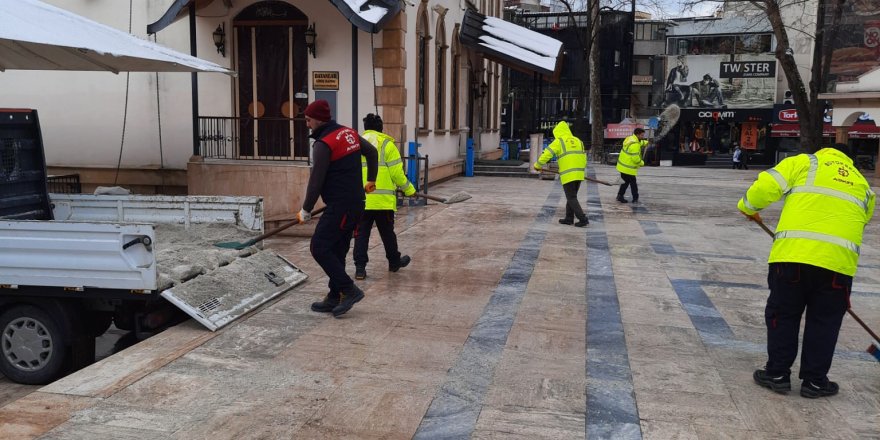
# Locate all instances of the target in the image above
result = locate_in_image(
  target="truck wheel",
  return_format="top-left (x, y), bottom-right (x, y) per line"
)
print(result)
top-left (0, 305), bottom-right (68, 384)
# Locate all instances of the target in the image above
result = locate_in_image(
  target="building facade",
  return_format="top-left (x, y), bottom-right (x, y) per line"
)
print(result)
top-left (1, 0), bottom-right (535, 218)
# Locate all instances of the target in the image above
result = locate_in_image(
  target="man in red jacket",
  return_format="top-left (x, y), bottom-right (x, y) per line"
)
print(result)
top-left (297, 100), bottom-right (378, 317)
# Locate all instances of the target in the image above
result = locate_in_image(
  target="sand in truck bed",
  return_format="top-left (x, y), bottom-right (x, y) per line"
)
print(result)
top-left (153, 223), bottom-right (261, 292)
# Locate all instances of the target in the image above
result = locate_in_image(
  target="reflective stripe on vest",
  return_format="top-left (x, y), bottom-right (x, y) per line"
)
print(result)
top-left (618, 162), bottom-right (638, 170)
top-left (620, 146), bottom-right (640, 156)
top-left (378, 139), bottom-right (390, 166)
top-left (560, 167), bottom-right (585, 175)
top-left (775, 230), bottom-right (860, 255)
top-left (370, 189), bottom-right (396, 195)
top-left (741, 193), bottom-right (759, 212)
top-left (805, 154), bottom-right (818, 186)
top-left (766, 168), bottom-right (789, 193)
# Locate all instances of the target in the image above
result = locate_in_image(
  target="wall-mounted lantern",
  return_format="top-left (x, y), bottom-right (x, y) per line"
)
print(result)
top-left (212, 23), bottom-right (226, 57)
top-left (304, 23), bottom-right (317, 58)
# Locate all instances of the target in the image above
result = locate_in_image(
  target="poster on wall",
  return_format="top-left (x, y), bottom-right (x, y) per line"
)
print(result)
top-left (657, 54), bottom-right (777, 109)
top-left (825, 1), bottom-right (880, 87)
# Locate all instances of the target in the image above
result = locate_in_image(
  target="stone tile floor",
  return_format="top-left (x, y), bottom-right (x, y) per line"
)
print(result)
top-left (0, 165), bottom-right (877, 439)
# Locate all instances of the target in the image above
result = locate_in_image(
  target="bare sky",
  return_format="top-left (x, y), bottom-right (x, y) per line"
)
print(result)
top-left (544, 0), bottom-right (723, 19)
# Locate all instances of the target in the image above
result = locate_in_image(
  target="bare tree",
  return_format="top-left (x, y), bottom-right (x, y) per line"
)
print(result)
top-left (682, 0), bottom-right (845, 152)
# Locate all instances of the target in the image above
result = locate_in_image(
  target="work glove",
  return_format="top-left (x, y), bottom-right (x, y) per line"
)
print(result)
top-left (403, 185), bottom-right (416, 197)
top-left (741, 211), bottom-right (762, 223)
top-left (365, 181), bottom-right (376, 193)
top-left (533, 163), bottom-right (542, 171)
top-left (297, 209), bottom-right (311, 224)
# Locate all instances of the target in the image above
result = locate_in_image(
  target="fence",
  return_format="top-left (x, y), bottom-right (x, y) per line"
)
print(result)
top-left (198, 116), bottom-right (310, 162)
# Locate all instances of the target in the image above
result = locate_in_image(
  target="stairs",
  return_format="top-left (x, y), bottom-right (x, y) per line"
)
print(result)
top-left (704, 153), bottom-right (734, 169)
top-left (473, 162), bottom-right (538, 178)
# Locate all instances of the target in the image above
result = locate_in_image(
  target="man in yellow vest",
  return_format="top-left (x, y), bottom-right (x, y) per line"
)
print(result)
top-left (533, 121), bottom-right (588, 227)
top-left (739, 143), bottom-right (875, 398)
top-left (616, 128), bottom-right (649, 203)
top-left (353, 114), bottom-right (416, 280)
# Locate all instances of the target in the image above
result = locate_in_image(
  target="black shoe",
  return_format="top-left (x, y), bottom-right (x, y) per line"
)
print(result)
top-left (355, 265), bottom-right (367, 280)
top-left (332, 286), bottom-right (365, 317)
top-left (617, 197), bottom-right (629, 203)
top-left (631, 198), bottom-right (639, 203)
top-left (753, 369), bottom-right (791, 393)
top-left (389, 255), bottom-right (411, 272)
top-left (311, 291), bottom-right (340, 313)
top-left (558, 218), bottom-right (574, 225)
top-left (800, 379), bottom-right (839, 398)
top-left (574, 219), bottom-right (589, 227)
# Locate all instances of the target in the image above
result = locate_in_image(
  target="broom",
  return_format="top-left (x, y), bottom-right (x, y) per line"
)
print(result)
top-left (751, 215), bottom-right (880, 361)
top-left (539, 168), bottom-right (614, 186)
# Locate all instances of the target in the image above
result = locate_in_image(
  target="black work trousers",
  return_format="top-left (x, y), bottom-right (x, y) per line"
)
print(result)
top-left (617, 173), bottom-right (639, 200)
top-left (310, 203), bottom-right (363, 294)
top-left (353, 209), bottom-right (401, 268)
top-left (764, 262), bottom-right (851, 382)
top-left (562, 180), bottom-right (587, 222)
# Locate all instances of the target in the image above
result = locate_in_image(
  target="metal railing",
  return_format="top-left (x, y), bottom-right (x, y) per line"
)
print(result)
top-left (198, 116), bottom-right (310, 162)
top-left (47, 174), bottom-right (81, 193)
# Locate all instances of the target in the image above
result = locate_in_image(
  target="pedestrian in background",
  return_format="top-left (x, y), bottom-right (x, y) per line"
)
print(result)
top-left (732, 144), bottom-right (743, 169)
top-left (617, 128), bottom-right (648, 203)
top-left (353, 113), bottom-right (416, 280)
top-left (739, 143), bottom-right (874, 398)
top-left (298, 100), bottom-right (378, 318)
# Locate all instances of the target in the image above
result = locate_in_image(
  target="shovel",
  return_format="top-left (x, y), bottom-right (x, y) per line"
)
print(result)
top-left (402, 191), bottom-right (472, 204)
top-left (214, 206), bottom-right (326, 250)
top-left (540, 168), bottom-right (614, 186)
top-left (752, 216), bottom-right (880, 361)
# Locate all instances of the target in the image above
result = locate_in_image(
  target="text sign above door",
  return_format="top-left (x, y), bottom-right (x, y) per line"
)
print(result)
top-left (313, 71), bottom-right (339, 90)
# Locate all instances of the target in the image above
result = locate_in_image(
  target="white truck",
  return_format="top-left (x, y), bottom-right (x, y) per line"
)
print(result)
top-left (0, 109), bottom-right (307, 384)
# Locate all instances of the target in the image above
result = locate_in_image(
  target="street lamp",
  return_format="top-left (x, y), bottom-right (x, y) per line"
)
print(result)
top-left (212, 23), bottom-right (225, 57)
top-left (305, 24), bottom-right (317, 58)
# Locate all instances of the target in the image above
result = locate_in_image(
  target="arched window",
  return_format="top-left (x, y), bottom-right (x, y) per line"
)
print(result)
top-left (416, 2), bottom-right (430, 130)
top-left (450, 25), bottom-right (461, 131)
top-left (435, 16), bottom-right (447, 130)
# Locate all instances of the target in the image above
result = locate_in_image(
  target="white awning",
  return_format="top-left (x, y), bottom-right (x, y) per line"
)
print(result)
top-left (0, 0), bottom-right (233, 74)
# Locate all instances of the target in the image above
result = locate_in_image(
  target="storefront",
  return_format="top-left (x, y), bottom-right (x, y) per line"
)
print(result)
top-left (656, 108), bottom-right (773, 165)
top-left (770, 104), bottom-right (879, 168)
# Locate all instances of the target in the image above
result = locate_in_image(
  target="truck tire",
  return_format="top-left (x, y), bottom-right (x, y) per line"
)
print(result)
top-left (0, 305), bottom-right (68, 384)
top-left (86, 312), bottom-right (113, 338)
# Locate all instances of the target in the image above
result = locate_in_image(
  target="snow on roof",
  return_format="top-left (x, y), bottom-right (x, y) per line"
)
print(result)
top-left (460, 10), bottom-right (563, 78)
top-left (1, 0), bottom-right (231, 74)
top-left (340, 0), bottom-right (387, 24)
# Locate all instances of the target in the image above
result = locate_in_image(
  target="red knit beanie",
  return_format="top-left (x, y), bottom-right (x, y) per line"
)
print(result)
top-left (304, 100), bottom-right (331, 122)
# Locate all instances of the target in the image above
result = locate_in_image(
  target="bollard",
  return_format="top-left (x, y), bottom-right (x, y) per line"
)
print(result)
top-left (465, 138), bottom-right (474, 177)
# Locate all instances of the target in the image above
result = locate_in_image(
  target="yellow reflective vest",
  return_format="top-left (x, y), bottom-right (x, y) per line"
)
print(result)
top-left (738, 148), bottom-right (875, 276)
top-left (536, 121), bottom-right (587, 185)
top-left (361, 130), bottom-right (415, 211)
top-left (616, 134), bottom-right (647, 176)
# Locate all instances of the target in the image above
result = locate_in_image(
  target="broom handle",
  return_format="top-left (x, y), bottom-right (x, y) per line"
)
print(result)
top-left (847, 309), bottom-right (880, 343)
top-left (755, 217), bottom-right (880, 342)
top-left (248, 206), bottom-right (325, 244)
top-left (541, 169), bottom-right (613, 186)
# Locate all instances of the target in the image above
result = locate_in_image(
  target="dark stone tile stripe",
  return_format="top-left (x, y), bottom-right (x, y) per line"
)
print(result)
top-left (413, 187), bottom-right (562, 439)
top-left (585, 175), bottom-right (642, 439)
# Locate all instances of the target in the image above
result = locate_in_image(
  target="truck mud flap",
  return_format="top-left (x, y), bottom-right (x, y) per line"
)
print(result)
top-left (160, 250), bottom-right (307, 331)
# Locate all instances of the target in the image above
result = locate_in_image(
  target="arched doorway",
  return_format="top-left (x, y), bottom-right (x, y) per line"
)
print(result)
top-left (233, 1), bottom-right (309, 159)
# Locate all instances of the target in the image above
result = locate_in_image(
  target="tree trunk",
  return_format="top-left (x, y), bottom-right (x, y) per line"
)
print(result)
top-left (589, 0), bottom-right (603, 153)
top-left (764, 0), bottom-right (821, 151)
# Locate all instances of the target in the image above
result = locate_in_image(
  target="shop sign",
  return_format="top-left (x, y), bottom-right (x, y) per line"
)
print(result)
top-left (681, 108), bottom-right (770, 122)
top-left (741, 122), bottom-right (759, 149)
top-left (312, 71), bottom-right (339, 90)
top-left (605, 123), bottom-right (644, 139)
top-left (719, 61), bottom-right (776, 78)
top-left (778, 109), bottom-right (798, 122)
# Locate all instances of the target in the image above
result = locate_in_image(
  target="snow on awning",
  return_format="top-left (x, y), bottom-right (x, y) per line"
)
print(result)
top-left (328, 0), bottom-right (401, 33)
top-left (147, 0), bottom-right (221, 35)
top-left (459, 9), bottom-right (563, 80)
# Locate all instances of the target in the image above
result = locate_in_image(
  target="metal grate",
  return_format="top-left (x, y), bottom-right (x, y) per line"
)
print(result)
top-left (197, 297), bottom-right (221, 313)
top-left (47, 174), bottom-right (81, 194)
